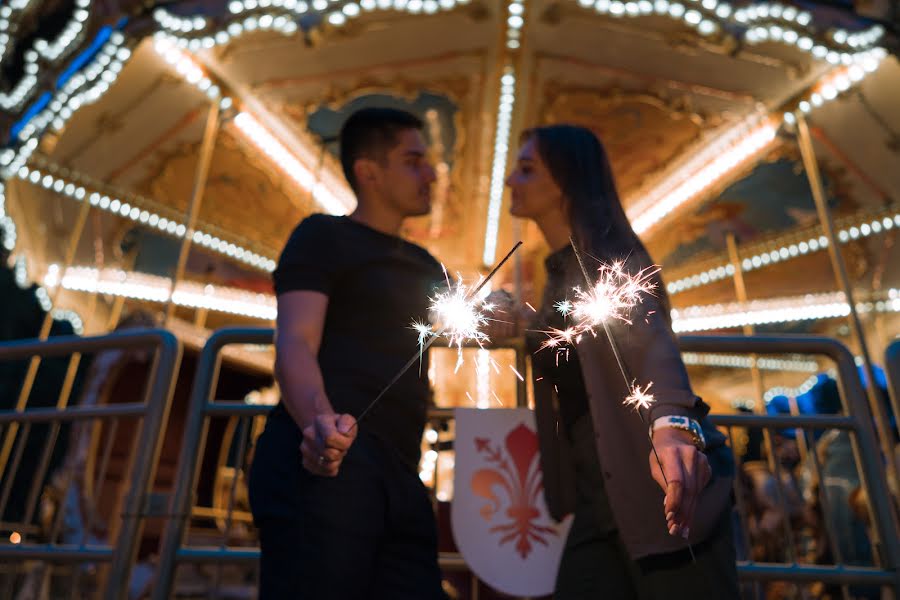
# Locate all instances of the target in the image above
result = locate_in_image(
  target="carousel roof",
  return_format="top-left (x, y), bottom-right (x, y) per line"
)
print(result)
top-left (0, 0), bottom-right (897, 367)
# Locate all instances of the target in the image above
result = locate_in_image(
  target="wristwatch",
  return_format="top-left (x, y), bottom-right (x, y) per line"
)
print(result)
top-left (650, 415), bottom-right (706, 452)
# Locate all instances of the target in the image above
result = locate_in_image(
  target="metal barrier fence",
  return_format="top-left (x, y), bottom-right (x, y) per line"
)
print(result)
top-left (152, 328), bottom-right (900, 598)
top-left (0, 329), bottom-right (182, 600)
top-left (682, 335), bottom-right (900, 596)
top-left (887, 339), bottom-right (900, 435)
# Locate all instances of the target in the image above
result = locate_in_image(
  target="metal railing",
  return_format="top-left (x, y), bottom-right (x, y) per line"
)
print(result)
top-left (886, 339), bottom-right (900, 433)
top-left (152, 328), bottom-right (273, 600)
top-left (683, 335), bottom-right (900, 596)
top-left (0, 329), bottom-right (182, 600)
top-left (152, 329), bottom-right (900, 598)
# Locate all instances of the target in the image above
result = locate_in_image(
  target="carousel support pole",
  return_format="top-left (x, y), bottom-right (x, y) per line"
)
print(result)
top-left (194, 307), bottom-right (209, 329)
top-left (106, 249), bottom-right (141, 331)
top-left (725, 233), bottom-right (802, 562)
top-left (0, 194), bottom-right (92, 476)
top-left (726, 234), bottom-right (810, 464)
top-left (164, 102), bottom-right (220, 326)
top-left (795, 113), bottom-right (900, 489)
top-left (79, 210), bottom-right (106, 333)
top-left (106, 295), bottom-right (126, 330)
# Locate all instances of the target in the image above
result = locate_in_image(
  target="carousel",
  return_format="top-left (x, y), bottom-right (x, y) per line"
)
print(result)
top-left (0, 0), bottom-right (898, 597)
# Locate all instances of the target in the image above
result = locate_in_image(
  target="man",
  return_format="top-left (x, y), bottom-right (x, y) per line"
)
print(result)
top-left (249, 107), bottom-right (447, 599)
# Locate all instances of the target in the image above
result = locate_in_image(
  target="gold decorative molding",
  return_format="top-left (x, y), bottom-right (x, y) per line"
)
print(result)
top-left (137, 131), bottom-right (304, 256)
top-left (280, 73), bottom-right (479, 253)
top-left (540, 86), bottom-right (714, 195)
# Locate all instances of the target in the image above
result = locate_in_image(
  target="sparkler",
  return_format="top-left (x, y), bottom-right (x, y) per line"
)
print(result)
top-left (563, 237), bottom-right (696, 560)
top-left (540, 259), bottom-right (658, 351)
top-left (418, 268), bottom-right (495, 372)
top-left (623, 381), bottom-right (655, 412)
top-left (351, 241), bottom-right (523, 427)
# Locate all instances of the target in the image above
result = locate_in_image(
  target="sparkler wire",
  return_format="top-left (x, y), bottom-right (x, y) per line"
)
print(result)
top-left (350, 241), bottom-right (523, 428)
top-left (568, 237), bottom-right (696, 561)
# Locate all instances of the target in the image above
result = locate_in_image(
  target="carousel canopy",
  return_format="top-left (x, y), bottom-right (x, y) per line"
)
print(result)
top-left (0, 0), bottom-right (897, 408)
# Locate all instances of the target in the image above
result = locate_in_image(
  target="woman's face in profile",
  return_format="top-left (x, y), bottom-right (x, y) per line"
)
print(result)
top-left (505, 138), bottom-right (565, 221)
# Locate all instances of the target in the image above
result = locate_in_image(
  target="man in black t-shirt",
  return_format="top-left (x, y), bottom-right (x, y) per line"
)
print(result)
top-left (249, 107), bottom-right (448, 599)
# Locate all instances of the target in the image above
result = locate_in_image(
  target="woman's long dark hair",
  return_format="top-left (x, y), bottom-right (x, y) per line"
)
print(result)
top-left (523, 124), bottom-right (671, 316)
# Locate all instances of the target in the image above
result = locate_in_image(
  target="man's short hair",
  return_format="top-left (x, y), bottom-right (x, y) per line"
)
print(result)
top-left (339, 107), bottom-right (424, 193)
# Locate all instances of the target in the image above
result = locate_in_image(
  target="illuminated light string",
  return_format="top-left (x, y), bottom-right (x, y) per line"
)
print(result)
top-left (153, 0), bottom-right (885, 59)
top-left (0, 183), bottom-right (16, 251)
top-left (482, 67), bottom-right (517, 266)
top-left (10, 256), bottom-right (85, 334)
top-left (13, 164), bottom-right (278, 272)
top-left (667, 211), bottom-right (900, 296)
top-left (44, 264), bottom-right (278, 320)
top-left (1, 31), bottom-right (131, 181)
top-left (670, 291), bottom-right (900, 333)
top-left (0, 0), bottom-right (93, 111)
top-left (0, 0), bottom-right (889, 322)
top-left (38, 260), bottom-right (900, 335)
top-left (154, 0), bottom-right (468, 49)
top-left (574, 0), bottom-right (885, 56)
top-left (680, 352), bottom-right (820, 373)
top-left (152, 35), bottom-right (355, 216)
top-left (627, 117), bottom-right (779, 236)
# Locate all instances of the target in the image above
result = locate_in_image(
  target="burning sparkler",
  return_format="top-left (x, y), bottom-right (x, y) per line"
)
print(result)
top-left (353, 241), bottom-right (523, 426)
top-left (416, 269), bottom-right (496, 372)
top-left (623, 381), bottom-right (655, 412)
top-left (556, 238), bottom-right (695, 559)
top-left (540, 260), bottom-right (658, 352)
top-left (553, 299), bottom-right (573, 317)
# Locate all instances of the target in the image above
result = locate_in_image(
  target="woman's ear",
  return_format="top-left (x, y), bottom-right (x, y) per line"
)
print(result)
top-left (558, 193), bottom-right (571, 218)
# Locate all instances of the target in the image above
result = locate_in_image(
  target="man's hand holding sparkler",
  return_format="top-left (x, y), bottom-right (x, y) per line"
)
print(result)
top-left (301, 412), bottom-right (358, 477)
top-left (650, 427), bottom-right (712, 540)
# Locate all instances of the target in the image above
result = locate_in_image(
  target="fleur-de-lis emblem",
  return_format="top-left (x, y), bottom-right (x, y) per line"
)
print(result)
top-left (470, 423), bottom-right (557, 558)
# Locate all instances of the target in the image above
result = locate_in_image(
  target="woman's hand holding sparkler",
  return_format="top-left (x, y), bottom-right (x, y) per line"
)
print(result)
top-left (301, 413), bottom-right (358, 477)
top-left (650, 427), bottom-right (712, 540)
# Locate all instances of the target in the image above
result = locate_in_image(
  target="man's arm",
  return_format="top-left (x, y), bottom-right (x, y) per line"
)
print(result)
top-left (275, 290), bottom-right (330, 429)
top-left (275, 290), bottom-right (356, 476)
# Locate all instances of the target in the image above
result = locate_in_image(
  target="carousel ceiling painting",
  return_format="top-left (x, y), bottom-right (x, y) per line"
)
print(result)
top-left (0, 0), bottom-right (898, 409)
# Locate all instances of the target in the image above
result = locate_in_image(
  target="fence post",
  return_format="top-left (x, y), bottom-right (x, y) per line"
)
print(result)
top-left (152, 328), bottom-right (273, 600)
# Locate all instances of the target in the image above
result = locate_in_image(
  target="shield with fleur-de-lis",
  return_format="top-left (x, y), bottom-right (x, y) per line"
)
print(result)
top-left (451, 408), bottom-right (572, 596)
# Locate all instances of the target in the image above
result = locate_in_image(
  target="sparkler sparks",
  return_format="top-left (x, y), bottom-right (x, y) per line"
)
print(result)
top-left (554, 299), bottom-right (573, 316)
top-left (624, 382), bottom-right (655, 412)
top-left (568, 261), bottom-right (658, 327)
top-left (430, 274), bottom-right (493, 349)
top-left (414, 273), bottom-right (496, 371)
top-left (354, 241), bottom-right (522, 427)
top-left (540, 261), bottom-right (658, 351)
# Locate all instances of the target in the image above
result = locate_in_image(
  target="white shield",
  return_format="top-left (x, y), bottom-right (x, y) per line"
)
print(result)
top-left (451, 408), bottom-right (572, 596)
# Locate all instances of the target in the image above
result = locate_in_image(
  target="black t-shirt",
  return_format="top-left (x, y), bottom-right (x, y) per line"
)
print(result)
top-left (526, 245), bottom-right (591, 431)
top-left (272, 214), bottom-right (444, 470)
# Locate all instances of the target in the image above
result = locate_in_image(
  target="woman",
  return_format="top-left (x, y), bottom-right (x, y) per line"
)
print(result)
top-left (504, 125), bottom-right (738, 598)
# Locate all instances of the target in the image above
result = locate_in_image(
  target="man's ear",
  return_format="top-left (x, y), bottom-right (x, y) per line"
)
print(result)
top-left (353, 158), bottom-right (379, 191)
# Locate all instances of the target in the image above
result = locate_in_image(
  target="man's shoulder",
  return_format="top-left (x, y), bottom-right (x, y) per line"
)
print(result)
top-left (283, 214), bottom-right (345, 249)
top-left (404, 241), bottom-right (443, 274)
top-left (294, 212), bottom-right (342, 233)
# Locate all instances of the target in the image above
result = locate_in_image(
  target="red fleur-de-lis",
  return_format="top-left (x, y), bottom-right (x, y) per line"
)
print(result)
top-left (471, 423), bottom-right (558, 558)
